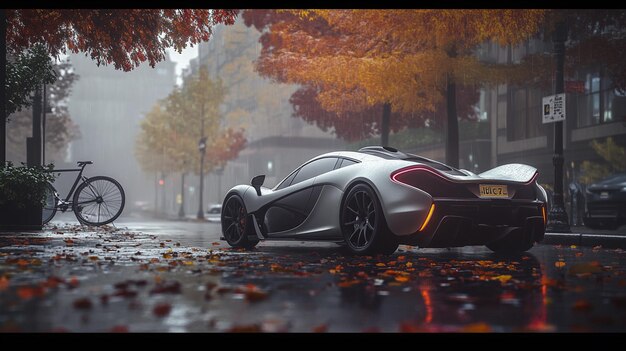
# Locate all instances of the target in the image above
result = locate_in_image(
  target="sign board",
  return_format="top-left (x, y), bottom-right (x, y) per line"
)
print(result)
top-left (542, 93), bottom-right (566, 124)
top-left (565, 80), bottom-right (585, 94)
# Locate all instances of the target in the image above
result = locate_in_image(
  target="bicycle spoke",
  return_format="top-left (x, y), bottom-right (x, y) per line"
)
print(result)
top-left (73, 177), bottom-right (124, 225)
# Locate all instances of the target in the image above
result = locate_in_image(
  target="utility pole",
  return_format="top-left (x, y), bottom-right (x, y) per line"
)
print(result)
top-left (546, 21), bottom-right (571, 233)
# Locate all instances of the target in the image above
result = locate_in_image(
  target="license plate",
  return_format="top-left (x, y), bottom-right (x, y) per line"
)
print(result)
top-left (479, 184), bottom-right (508, 198)
top-left (600, 191), bottom-right (609, 199)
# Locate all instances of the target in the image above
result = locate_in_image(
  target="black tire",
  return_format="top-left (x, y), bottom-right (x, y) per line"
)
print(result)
top-left (221, 194), bottom-right (259, 249)
top-left (72, 176), bottom-right (125, 226)
top-left (340, 183), bottom-right (398, 255)
top-left (42, 183), bottom-right (57, 225)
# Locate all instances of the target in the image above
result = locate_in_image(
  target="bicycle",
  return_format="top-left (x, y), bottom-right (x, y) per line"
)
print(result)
top-left (42, 161), bottom-right (125, 226)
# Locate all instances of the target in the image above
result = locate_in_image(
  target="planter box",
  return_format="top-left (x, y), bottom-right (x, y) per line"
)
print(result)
top-left (0, 203), bottom-right (43, 232)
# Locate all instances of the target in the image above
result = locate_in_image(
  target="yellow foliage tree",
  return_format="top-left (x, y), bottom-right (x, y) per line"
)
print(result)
top-left (580, 137), bottom-right (626, 184)
top-left (136, 66), bottom-right (246, 176)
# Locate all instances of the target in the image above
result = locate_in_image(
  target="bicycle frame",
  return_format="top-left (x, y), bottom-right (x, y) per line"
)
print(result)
top-left (46, 164), bottom-right (89, 204)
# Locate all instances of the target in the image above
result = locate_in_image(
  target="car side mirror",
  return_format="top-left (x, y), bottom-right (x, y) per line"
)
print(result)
top-left (251, 175), bottom-right (265, 196)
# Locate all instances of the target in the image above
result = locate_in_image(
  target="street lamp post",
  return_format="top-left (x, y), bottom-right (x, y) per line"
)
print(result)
top-left (546, 21), bottom-right (571, 233)
top-left (197, 136), bottom-right (207, 220)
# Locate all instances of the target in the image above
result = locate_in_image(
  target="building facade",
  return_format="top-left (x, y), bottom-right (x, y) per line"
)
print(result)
top-left (175, 17), bottom-right (342, 215)
top-left (66, 53), bottom-right (176, 211)
top-left (477, 38), bottom-right (626, 186)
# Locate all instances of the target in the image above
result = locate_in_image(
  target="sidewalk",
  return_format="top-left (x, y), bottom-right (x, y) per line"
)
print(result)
top-left (544, 224), bottom-right (626, 248)
top-left (149, 212), bottom-right (220, 223)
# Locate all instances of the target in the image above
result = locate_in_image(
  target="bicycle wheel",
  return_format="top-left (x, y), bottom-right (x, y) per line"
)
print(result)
top-left (42, 183), bottom-right (57, 225)
top-left (72, 176), bottom-right (125, 226)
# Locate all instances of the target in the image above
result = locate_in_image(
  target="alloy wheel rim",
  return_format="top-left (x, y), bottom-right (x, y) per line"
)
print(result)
top-left (223, 198), bottom-right (245, 243)
top-left (343, 190), bottom-right (376, 249)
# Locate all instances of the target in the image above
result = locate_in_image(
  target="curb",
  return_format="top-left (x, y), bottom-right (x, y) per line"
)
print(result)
top-left (543, 232), bottom-right (626, 249)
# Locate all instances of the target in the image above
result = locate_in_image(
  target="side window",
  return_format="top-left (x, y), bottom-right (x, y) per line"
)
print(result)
top-left (291, 157), bottom-right (338, 186)
top-left (337, 158), bottom-right (358, 169)
top-left (276, 171), bottom-right (298, 190)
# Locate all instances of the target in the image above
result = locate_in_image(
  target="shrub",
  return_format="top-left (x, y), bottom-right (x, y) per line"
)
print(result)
top-left (0, 162), bottom-right (56, 209)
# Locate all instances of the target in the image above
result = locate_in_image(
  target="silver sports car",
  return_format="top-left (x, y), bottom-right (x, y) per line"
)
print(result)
top-left (221, 146), bottom-right (547, 255)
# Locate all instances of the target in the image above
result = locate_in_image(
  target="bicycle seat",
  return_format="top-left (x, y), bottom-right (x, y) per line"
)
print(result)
top-left (77, 161), bottom-right (93, 166)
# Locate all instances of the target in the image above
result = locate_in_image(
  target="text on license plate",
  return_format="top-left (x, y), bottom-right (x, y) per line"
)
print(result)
top-left (479, 184), bottom-right (508, 198)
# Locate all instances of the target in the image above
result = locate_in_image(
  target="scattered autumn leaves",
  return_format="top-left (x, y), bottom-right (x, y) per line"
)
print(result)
top-left (1, 224), bottom-right (626, 332)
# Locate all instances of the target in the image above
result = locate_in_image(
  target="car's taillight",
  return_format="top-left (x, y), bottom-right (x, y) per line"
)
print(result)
top-left (391, 165), bottom-right (475, 198)
top-left (419, 203), bottom-right (436, 232)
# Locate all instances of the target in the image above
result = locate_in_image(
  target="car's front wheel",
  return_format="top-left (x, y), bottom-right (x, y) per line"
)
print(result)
top-left (341, 184), bottom-right (398, 255)
top-left (221, 194), bottom-right (259, 249)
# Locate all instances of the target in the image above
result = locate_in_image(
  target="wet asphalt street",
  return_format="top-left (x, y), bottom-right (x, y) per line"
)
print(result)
top-left (1, 213), bottom-right (626, 332)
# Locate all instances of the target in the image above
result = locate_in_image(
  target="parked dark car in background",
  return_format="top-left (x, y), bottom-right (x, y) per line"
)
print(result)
top-left (206, 204), bottom-right (222, 222)
top-left (584, 173), bottom-right (626, 229)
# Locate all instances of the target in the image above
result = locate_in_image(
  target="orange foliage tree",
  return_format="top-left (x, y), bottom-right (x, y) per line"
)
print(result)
top-left (243, 10), bottom-right (545, 166)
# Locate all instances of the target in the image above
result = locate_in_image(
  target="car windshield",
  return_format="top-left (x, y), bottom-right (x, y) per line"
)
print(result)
top-left (597, 174), bottom-right (626, 185)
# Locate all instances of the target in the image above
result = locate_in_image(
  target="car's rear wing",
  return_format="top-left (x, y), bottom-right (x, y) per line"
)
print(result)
top-left (478, 164), bottom-right (538, 184)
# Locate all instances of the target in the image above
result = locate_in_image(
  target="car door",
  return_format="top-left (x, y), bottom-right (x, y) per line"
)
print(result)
top-left (264, 157), bottom-right (338, 234)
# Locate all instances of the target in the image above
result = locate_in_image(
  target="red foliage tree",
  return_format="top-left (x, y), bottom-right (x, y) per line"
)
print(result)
top-left (6, 9), bottom-right (238, 71)
top-left (2, 9), bottom-right (238, 165)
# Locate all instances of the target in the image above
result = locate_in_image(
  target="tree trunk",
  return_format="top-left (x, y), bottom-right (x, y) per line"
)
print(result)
top-left (445, 73), bottom-right (459, 168)
top-left (178, 172), bottom-right (185, 218)
top-left (380, 102), bottom-right (391, 147)
top-left (1, 9), bottom-right (7, 167)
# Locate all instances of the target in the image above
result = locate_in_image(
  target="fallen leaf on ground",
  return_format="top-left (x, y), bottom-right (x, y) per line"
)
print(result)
top-left (312, 324), bottom-right (328, 333)
top-left (462, 322), bottom-right (492, 332)
top-left (572, 299), bottom-right (593, 312)
top-left (228, 324), bottom-right (262, 332)
top-left (337, 280), bottom-right (360, 288)
top-left (150, 281), bottom-right (181, 294)
top-left (110, 325), bottom-right (129, 333)
top-left (399, 322), bottom-right (426, 333)
top-left (245, 289), bottom-right (269, 302)
top-left (492, 275), bottom-right (512, 284)
top-left (67, 276), bottom-right (79, 289)
top-left (153, 303), bottom-right (172, 317)
top-left (0, 276), bottom-right (9, 291)
top-left (73, 297), bottom-right (92, 310)
top-left (568, 262), bottom-right (602, 275)
top-left (17, 286), bottom-right (44, 300)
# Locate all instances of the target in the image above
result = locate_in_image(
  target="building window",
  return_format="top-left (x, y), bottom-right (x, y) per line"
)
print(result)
top-left (575, 69), bottom-right (625, 127)
top-left (507, 87), bottom-right (546, 141)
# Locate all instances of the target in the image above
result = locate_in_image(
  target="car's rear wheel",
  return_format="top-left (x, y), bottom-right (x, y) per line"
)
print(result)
top-left (221, 194), bottom-right (259, 249)
top-left (341, 184), bottom-right (398, 255)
